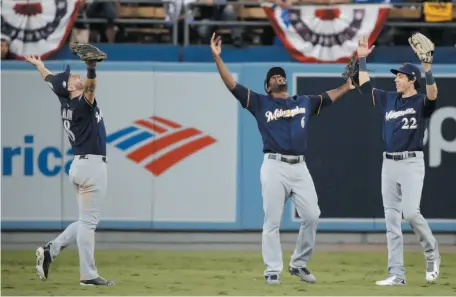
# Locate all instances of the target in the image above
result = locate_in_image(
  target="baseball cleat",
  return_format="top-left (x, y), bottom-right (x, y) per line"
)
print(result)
top-left (288, 266), bottom-right (316, 283)
top-left (80, 277), bottom-right (116, 286)
top-left (426, 257), bottom-right (441, 283)
top-left (35, 244), bottom-right (52, 281)
top-left (264, 274), bottom-right (280, 285)
top-left (375, 275), bottom-right (406, 286)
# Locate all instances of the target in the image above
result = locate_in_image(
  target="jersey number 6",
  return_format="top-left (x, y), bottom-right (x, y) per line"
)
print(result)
top-left (401, 117), bottom-right (417, 130)
top-left (63, 120), bottom-right (76, 142)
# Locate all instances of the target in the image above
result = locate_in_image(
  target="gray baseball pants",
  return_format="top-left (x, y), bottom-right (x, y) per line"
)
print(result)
top-left (260, 153), bottom-right (320, 276)
top-left (381, 151), bottom-right (440, 280)
top-left (48, 155), bottom-right (107, 280)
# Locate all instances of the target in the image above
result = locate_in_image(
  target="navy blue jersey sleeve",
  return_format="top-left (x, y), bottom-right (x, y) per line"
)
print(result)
top-left (372, 88), bottom-right (387, 110)
top-left (230, 83), bottom-right (260, 114)
top-left (82, 94), bottom-right (97, 108)
top-left (73, 93), bottom-right (97, 111)
top-left (308, 93), bottom-right (332, 116)
top-left (45, 74), bottom-right (57, 94)
top-left (423, 96), bottom-right (437, 118)
top-left (360, 81), bottom-right (386, 110)
top-left (44, 74), bottom-right (54, 83)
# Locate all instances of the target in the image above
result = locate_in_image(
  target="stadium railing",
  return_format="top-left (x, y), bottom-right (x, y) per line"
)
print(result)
top-left (75, 0), bottom-right (456, 45)
top-left (75, 0), bottom-right (180, 44)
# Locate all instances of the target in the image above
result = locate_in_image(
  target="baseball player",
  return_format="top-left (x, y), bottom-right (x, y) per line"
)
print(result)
top-left (24, 54), bottom-right (114, 286)
top-left (356, 34), bottom-right (440, 285)
top-left (210, 33), bottom-right (354, 284)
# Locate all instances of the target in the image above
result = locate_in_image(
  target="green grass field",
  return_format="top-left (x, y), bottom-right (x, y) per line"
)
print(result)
top-left (2, 250), bottom-right (455, 296)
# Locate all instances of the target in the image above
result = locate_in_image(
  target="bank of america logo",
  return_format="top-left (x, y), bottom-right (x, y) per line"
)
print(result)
top-left (106, 116), bottom-right (217, 176)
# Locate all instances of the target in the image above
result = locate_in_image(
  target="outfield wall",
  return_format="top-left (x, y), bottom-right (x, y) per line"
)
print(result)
top-left (47, 44), bottom-right (456, 64)
top-left (2, 62), bottom-right (455, 232)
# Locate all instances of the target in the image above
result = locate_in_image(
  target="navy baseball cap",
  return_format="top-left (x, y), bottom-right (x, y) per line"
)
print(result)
top-left (266, 67), bottom-right (286, 81)
top-left (265, 66), bottom-right (287, 93)
top-left (390, 63), bottom-right (421, 89)
top-left (47, 64), bottom-right (71, 98)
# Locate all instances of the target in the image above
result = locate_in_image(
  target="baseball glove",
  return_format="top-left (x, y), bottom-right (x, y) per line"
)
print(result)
top-left (408, 32), bottom-right (434, 64)
top-left (342, 55), bottom-right (361, 91)
top-left (69, 41), bottom-right (107, 62)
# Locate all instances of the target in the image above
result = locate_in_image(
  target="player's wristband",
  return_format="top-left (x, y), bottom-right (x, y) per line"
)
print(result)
top-left (359, 57), bottom-right (367, 72)
top-left (87, 68), bottom-right (96, 79)
top-left (425, 70), bottom-right (435, 85)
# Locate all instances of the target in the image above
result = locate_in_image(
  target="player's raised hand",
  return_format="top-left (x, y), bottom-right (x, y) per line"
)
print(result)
top-left (357, 36), bottom-right (375, 57)
top-left (346, 77), bottom-right (356, 90)
top-left (210, 32), bottom-right (222, 57)
top-left (24, 55), bottom-right (44, 68)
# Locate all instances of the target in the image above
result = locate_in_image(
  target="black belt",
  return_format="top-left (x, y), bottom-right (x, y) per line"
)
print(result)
top-left (268, 153), bottom-right (305, 164)
top-left (385, 152), bottom-right (416, 161)
top-left (78, 155), bottom-right (108, 163)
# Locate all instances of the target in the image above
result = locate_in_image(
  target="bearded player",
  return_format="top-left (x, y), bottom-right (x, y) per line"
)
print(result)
top-left (210, 32), bottom-right (355, 284)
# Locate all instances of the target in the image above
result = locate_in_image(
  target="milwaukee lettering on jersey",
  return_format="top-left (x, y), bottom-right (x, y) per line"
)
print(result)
top-left (62, 109), bottom-right (73, 121)
top-left (265, 106), bottom-right (306, 122)
top-left (385, 108), bottom-right (417, 121)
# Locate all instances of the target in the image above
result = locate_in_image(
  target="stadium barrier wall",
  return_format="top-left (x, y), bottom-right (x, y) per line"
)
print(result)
top-left (47, 44), bottom-right (456, 64)
top-left (1, 61), bottom-right (455, 232)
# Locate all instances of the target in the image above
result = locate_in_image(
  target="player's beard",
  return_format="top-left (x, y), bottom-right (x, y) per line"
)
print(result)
top-left (270, 83), bottom-right (287, 93)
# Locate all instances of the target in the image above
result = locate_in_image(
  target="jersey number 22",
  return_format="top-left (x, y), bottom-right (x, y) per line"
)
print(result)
top-left (401, 117), bottom-right (417, 129)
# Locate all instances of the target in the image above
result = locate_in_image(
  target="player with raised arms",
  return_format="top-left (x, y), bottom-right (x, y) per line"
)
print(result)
top-left (210, 32), bottom-right (355, 284)
top-left (356, 33), bottom-right (441, 285)
top-left (25, 42), bottom-right (115, 286)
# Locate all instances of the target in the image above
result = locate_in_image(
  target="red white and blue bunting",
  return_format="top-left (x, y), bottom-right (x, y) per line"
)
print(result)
top-left (263, 3), bottom-right (391, 63)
